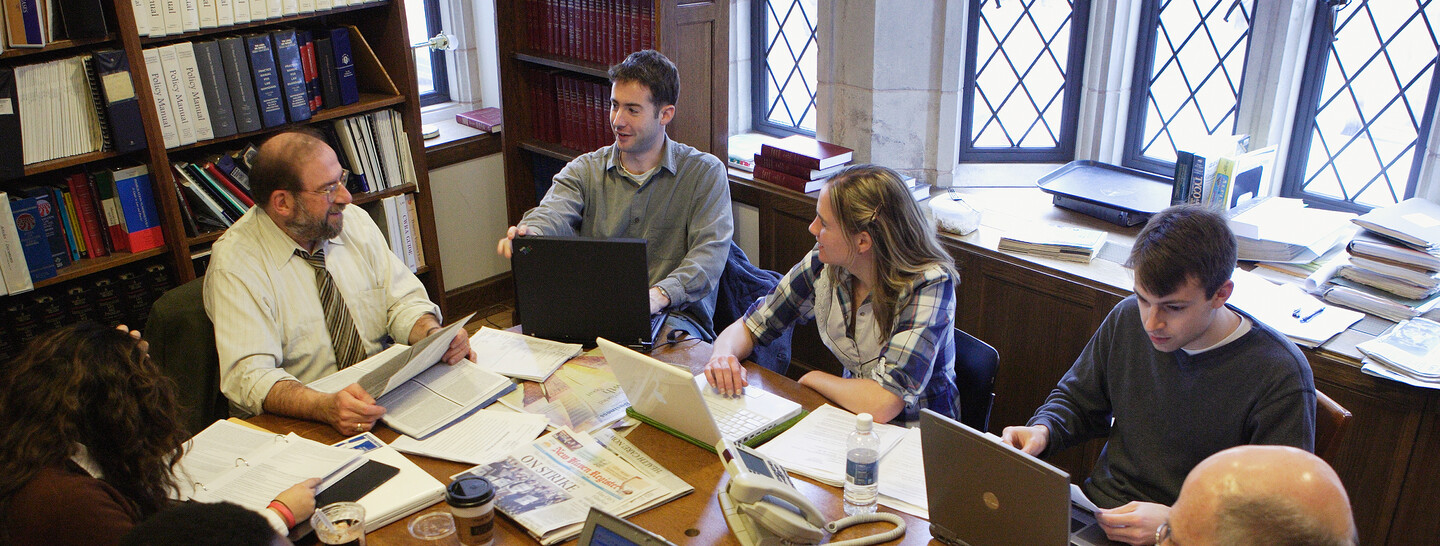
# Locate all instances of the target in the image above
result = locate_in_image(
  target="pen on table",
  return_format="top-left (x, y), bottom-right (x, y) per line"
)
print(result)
top-left (1292, 306), bottom-right (1325, 323)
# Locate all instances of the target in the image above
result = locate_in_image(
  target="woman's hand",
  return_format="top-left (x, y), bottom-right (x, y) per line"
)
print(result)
top-left (704, 354), bottom-right (748, 397)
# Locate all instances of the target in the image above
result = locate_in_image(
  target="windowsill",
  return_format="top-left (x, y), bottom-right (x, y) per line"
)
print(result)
top-left (951, 162), bottom-right (1068, 188)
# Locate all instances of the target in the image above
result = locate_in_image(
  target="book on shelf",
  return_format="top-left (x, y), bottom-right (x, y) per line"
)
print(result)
top-left (0, 66), bottom-right (20, 181)
top-left (157, 43), bottom-right (199, 147)
top-left (998, 224), bottom-right (1108, 264)
top-left (314, 34), bottom-right (342, 109)
top-left (189, 40), bottom-right (238, 139)
top-left (175, 41), bottom-right (217, 142)
top-left (91, 169), bottom-right (129, 252)
top-left (142, 47), bottom-right (182, 149)
top-left (65, 173), bottom-right (107, 259)
top-left (298, 30), bottom-right (322, 113)
top-left (0, 192), bottom-right (35, 294)
top-left (111, 164), bottom-right (165, 252)
top-left (328, 26), bottom-right (360, 106)
top-left (93, 49), bottom-right (151, 153)
top-left (217, 35), bottom-right (264, 134)
top-left (16, 186), bottom-right (71, 271)
top-left (4, 0), bottom-right (47, 48)
top-left (1208, 146), bottom-right (1277, 212)
top-left (6, 191), bottom-right (58, 282)
top-left (173, 163), bottom-right (236, 227)
top-left (271, 29), bottom-right (312, 123)
top-left (455, 106), bottom-right (502, 132)
top-left (14, 55), bottom-right (105, 165)
top-left (245, 33), bottom-right (288, 128)
top-left (760, 135), bottom-right (854, 171)
top-left (1352, 197), bottom-right (1440, 251)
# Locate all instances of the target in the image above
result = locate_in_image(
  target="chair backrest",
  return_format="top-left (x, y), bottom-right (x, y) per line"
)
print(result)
top-left (714, 242), bottom-right (792, 375)
top-left (1314, 389), bottom-right (1352, 463)
top-left (144, 276), bottom-right (225, 435)
top-left (953, 328), bottom-right (1000, 432)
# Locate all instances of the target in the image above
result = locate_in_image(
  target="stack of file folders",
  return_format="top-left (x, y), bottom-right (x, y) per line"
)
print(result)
top-left (1357, 318), bottom-right (1440, 389)
top-left (1227, 198), bottom-right (1356, 264)
top-left (998, 225), bottom-right (1107, 263)
top-left (1316, 199), bottom-right (1440, 321)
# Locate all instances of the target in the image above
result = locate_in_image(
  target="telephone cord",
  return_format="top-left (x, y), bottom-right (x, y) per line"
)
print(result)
top-left (813, 512), bottom-right (906, 546)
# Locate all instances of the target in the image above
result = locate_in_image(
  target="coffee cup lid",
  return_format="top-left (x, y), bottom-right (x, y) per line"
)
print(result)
top-left (447, 476), bottom-right (494, 507)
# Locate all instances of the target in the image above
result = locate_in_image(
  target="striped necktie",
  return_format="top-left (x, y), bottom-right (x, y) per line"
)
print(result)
top-left (296, 248), bottom-right (367, 369)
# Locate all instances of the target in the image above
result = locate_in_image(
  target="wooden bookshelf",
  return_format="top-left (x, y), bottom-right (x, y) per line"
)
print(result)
top-left (495, 0), bottom-right (730, 224)
top-left (1, 0), bottom-right (448, 350)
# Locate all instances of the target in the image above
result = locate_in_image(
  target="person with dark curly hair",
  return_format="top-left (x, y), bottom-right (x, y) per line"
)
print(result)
top-left (0, 322), bottom-right (318, 546)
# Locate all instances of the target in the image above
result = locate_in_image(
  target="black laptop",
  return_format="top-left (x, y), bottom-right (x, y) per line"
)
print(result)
top-left (511, 236), bottom-right (667, 352)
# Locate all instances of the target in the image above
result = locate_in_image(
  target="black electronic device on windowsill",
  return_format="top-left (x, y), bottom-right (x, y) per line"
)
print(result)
top-left (1036, 161), bottom-right (1171, 227)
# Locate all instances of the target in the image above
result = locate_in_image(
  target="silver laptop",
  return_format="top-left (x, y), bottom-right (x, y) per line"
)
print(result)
top-left (920, 410), bottom-right (1120, 546)
top-left (576, 507), bottom-right (675, 546)
top-left (597, 338), bottom-right (802, 448)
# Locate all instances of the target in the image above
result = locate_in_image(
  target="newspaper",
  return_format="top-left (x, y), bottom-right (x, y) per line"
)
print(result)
top-left (452, 427), bottom-right (684, 544)
top-left (498, 355), bottom-right (632, 433)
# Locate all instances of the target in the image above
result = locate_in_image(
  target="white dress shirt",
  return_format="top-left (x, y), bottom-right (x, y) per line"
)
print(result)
top-left (204, 205), bottom-right (440, 416)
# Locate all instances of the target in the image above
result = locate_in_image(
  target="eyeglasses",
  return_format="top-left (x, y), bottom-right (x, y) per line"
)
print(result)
top-left (302, 169), bottom-right (350, 200)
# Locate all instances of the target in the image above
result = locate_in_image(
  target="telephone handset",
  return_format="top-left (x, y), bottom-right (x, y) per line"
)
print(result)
top-left (716, 439), bottom-right (905, 546)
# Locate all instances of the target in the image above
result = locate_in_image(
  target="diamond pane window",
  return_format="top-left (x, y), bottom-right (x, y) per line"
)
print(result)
top-left (1125, 0), bottom-right (1253, 173)
top-left (960, 0), bottom-right (1087, 161)
top-left (1287, 2), bottom-right (1440, 210)
top-left (755, 0), bottom-right (817, 135)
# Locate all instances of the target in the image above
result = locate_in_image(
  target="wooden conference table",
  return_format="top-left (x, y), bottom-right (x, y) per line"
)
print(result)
top-left (253, 336), bottom-right (933, 545)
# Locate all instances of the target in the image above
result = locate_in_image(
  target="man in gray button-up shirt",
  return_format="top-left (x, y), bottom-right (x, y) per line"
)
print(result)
top-left (498, 50), bottom-right (733, 336)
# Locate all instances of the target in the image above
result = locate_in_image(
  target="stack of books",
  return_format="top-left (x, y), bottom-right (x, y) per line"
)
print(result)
top-left (1357, 318), bottom-right (1440, 389)
top-left (1338, 199), bottom-right (1440, 300)
top-left (1227, 198), bottom-right (1356, 264)
top-left (752, 135), bottom-right (853, 194)
top-left (997, 225), bottom-right (1107, 264)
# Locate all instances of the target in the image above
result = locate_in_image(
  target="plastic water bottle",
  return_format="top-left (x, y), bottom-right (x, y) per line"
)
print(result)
top-left (844, 412), bottom-right (880, 515)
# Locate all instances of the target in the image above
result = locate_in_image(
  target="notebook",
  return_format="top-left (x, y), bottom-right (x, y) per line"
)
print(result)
top-left (511, 236), bottom-right (667, 351)
top-left (576, 507), bottom-right (676, 546)
top-left (597, 338), bottom-right (804, 452)
top-left (920, 410), bottom-right (1121, 546)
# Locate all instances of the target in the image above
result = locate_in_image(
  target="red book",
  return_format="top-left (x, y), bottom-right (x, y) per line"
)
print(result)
top-left (760, 135), bottom-right (854, 170)
top-left (754, 165), bottom-right (828, 194)
top-left (203, 162), bottom-right (256, 208)
top-left (754, 153), bottom-right (849, 180)
top-left (455, 107), bottom-right (503, 132)
top-left (65, 173), bottom-right (108, 258)
top-left (299, 35), bottom-right (321, 112)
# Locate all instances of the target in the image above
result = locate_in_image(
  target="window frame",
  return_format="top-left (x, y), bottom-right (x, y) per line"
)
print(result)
top-left (414, 0), bottom-right (452, 107)
top-left (1279, 2), bottom-right (1437, 212)
top-left (750, 0), bottom-right (817, 138)
top-left (957, 0), bottom-right (1091, 163)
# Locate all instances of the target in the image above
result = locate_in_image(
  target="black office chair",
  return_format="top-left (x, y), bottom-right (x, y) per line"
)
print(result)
top-left (145, 276), bottom-right (227, 435)
top-left (953, 328), bottom-right (1000, 432)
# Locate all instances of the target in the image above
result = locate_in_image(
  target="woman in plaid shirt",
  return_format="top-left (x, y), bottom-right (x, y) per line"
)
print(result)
top-left (704, 165), bottom-right (958, 427)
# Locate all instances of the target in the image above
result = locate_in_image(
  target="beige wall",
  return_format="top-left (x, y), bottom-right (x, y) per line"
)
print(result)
top-left (429, 153), bottom-right (509, 290)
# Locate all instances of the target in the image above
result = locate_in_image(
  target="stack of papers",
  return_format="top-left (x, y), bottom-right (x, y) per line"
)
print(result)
top-left (173, 420), bottom-right (363, 510)
top-left (1228, 198), bottom-right (1357, 263)
top-left (1351, 198), bottom-right (1440, 251)
top-left (1228, 269), bottom-right (1364, 348)
top-left (753, 405), bottom-right (928, 517)
top-left (497, 355), bottom-right (632, 433)
top-left (998, 225), bottom-right (1107, 263)
top-left (389, 408), bottom-right (549, 465)
top-left (452, 427), bottom-right (693, 545)
top-left (469, 327), bottom-right (583, 382)
top-left (1358, 318), bottom-right (1440, 389)
top-left (1313, 277), bottom-right (1440, 323)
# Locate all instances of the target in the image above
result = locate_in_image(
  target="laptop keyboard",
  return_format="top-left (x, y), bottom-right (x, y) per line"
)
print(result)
top-left (708, 403), bottom-right (768, 440)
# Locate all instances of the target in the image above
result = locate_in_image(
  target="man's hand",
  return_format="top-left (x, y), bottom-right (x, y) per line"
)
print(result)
top-left (441, 327), bottom-right (475, 364)
top-left (324, 383), bottom-right (385, 435)
top-left (999, 424), bottom-right (1050, 456)
top-left (648, 287), bottom-right (670, 315)
top-left (496, 225), bottom-right (533, 258)
top-left (272, 477), bottom-right (322, 528)
top-left (703, 354), bottom-right (748, 397)
top-left (115, 324), bottom-right (149, 354)
top-left (1095, 501), bottom-right (1170, 545)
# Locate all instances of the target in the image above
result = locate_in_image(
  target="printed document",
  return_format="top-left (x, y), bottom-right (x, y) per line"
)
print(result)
top-left (469, 327), bottom-right (582, 381)
top-left (390, 408), bottom-right (550, 465)
top-left (755, 404), bottom-right (907, 487)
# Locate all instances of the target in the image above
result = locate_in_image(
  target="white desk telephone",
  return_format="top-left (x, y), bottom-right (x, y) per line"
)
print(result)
top-left (716, 439), bottom-right (904, 546)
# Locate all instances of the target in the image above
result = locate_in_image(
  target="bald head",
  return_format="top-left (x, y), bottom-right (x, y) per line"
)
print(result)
top-left (1167, 445), bottom-right (1355, 546)
top-left (249, 128), bottom-right (334, 211)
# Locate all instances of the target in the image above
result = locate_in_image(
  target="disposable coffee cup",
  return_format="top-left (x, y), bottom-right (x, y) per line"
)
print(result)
top-left (312, 502), bottom-right (366, 546)
top-left (447, 476), bottom-right (495, 546)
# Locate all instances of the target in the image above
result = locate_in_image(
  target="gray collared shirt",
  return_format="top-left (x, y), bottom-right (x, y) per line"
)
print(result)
top-left (519, 136), bottom-right (733, 331)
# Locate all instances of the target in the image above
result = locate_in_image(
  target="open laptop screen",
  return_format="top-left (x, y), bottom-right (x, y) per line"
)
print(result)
top-left (511, 236), bottom-right (659, 350)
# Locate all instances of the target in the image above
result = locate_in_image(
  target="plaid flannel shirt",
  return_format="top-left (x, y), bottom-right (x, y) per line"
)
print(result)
top-left (743, 250), bottom-right (957, 426)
